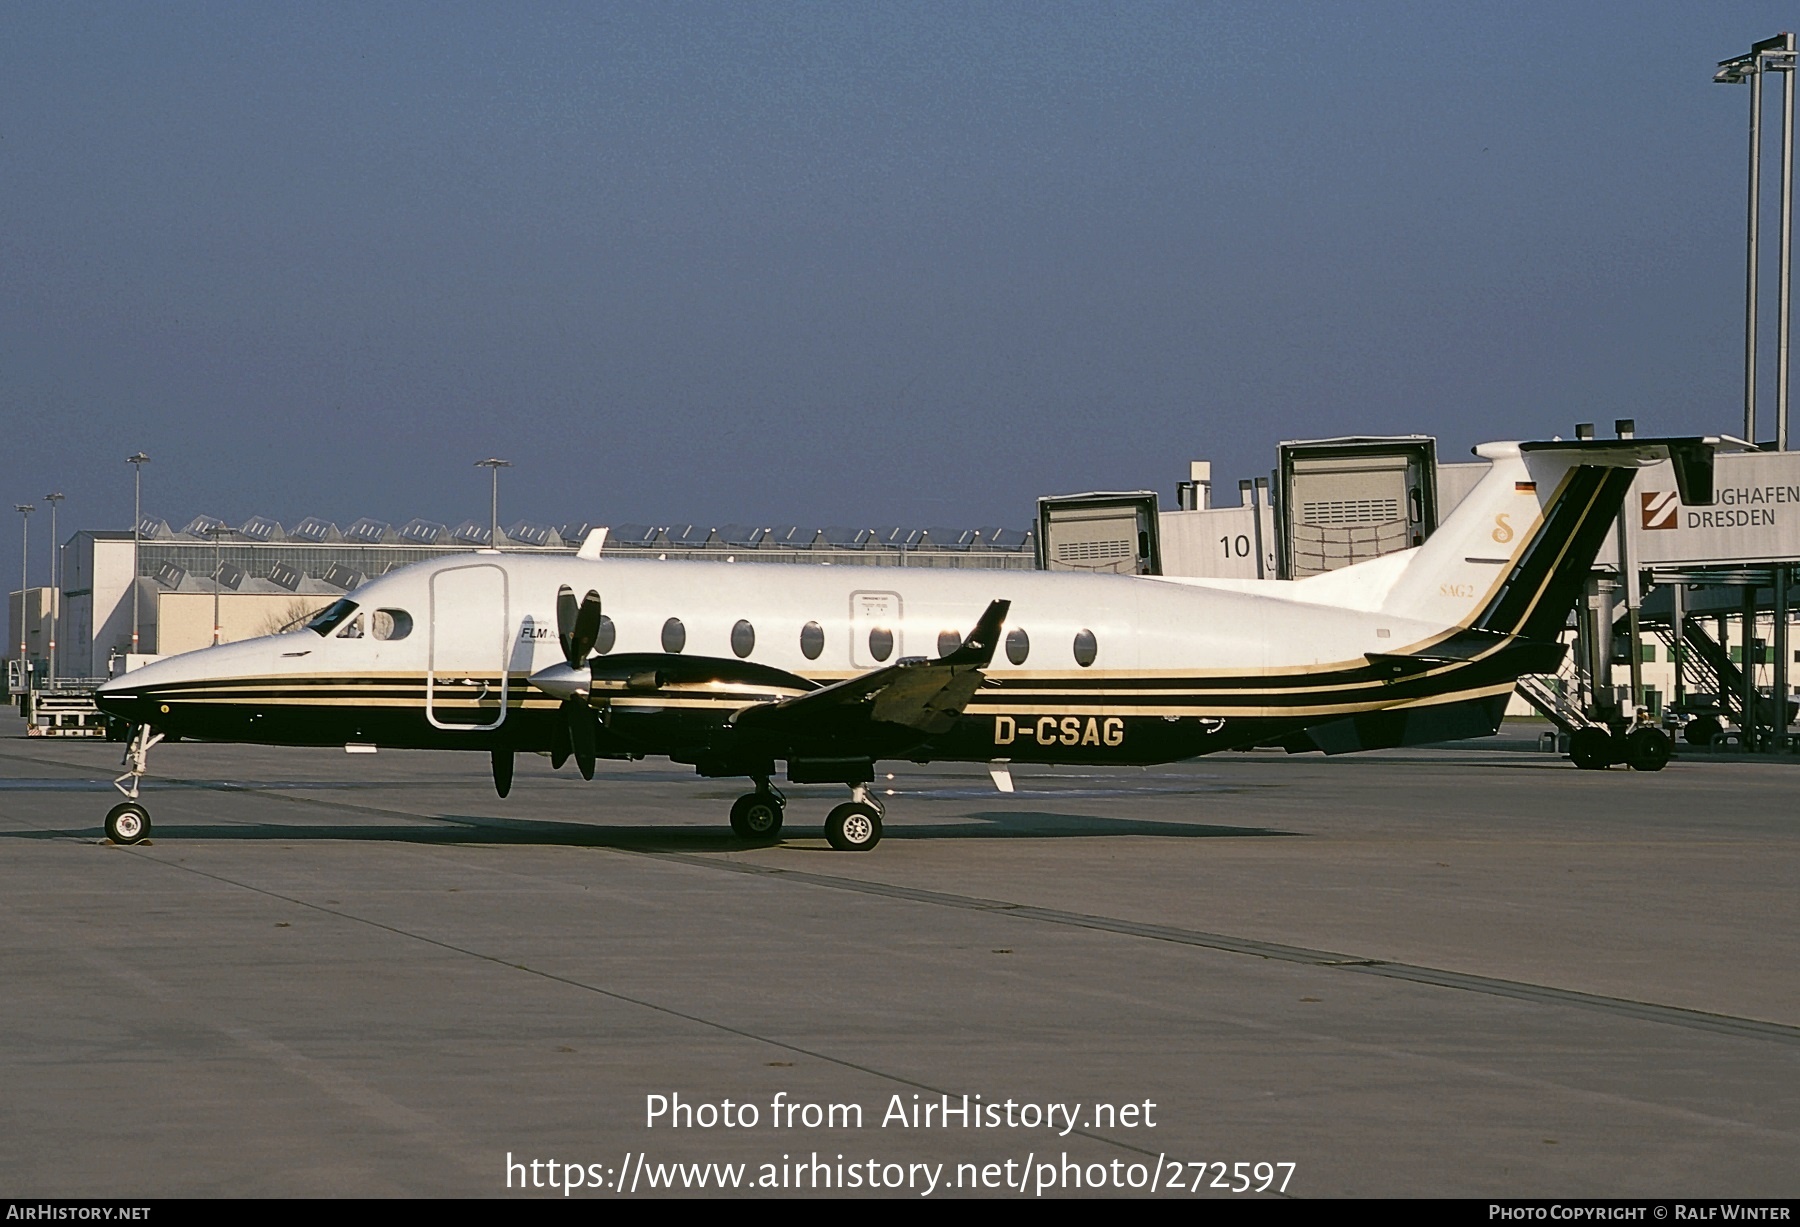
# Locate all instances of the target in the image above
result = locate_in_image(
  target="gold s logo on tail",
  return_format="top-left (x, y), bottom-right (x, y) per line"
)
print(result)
top-left (1491, 514), bottom-right (1513, 544)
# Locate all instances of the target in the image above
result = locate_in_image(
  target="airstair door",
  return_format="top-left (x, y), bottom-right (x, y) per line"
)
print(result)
top-left (428, 563), bottom-right (510, 731)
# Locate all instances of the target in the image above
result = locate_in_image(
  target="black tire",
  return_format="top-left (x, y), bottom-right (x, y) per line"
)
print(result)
top-left (729, 792), bottom-right (783, 841)
top-left (105, 802), bottom-right (151, 845)
top-left (824, 803), bottom-right (882, 852)
top-left (1625, 726), bottom-right (1672, 772)
top-left (1683, 716), bottom-right (1720, 747)
top-left (1569, 727), bottom-right (1614, 770)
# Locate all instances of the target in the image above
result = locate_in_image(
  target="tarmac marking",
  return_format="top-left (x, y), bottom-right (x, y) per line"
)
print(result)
top-left (81, 843), bottom-right (1176, 1168)
top-left (10, 788), bottom-right (1794, 1165)
top-left (634, 852), bottom-right (1800, 1047)
top-left (51, 829), bottom-right (1800, 1161)
top-left (9, 753), bottom-right (1795, 1050)
top-left (0, 902), bottom-right (490, 1179)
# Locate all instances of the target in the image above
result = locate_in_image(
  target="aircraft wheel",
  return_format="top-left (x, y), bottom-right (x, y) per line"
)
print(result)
top-left (825, 803), bottom-right (882, 852)
top-left (729, 792), bottom-right (784, 841)
top-left (1568, 727), bottom-right (1614, 770)
top-left (105, 802), bottom-right (152, 845)
top-left (1625, 726), bottom-right (1672, 772)
top-left (1683, 716), bottom-right (1720, 747)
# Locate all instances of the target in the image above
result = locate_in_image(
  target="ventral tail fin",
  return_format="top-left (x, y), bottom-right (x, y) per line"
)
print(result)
top-left (1378, 437), bottom-right (1723, 640)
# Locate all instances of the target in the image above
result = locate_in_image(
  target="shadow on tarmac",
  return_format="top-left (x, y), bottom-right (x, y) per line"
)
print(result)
top-left (7, 808), bottom-right (1299, 851)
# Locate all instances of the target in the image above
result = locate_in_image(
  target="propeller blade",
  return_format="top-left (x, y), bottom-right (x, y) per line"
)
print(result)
top-left (570, 702), bottom-right (597, 781)
top-left (568, 590), bottom-right (603, 667)
top-left (550, 586), bottom-right (604, 774)
top-left (491, 748), bottom-right (514, 798)
top-left (550, 704), bottom-right (572, 770)
top-left (556, 585), bottom-right (579, 667)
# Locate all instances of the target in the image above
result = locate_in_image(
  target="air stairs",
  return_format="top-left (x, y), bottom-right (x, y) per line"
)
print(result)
top-left (1513, 650), bottom-right (1607, 738)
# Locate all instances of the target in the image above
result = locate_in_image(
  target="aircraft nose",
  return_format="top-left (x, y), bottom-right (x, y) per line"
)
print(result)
top-left (94, 676), bottom-right (158, 724)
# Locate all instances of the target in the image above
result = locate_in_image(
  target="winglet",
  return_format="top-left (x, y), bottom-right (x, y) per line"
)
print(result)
top-left (941, 600), bottom-right (1011, 668)
top-left (577, 527), bottom-right (609, 560)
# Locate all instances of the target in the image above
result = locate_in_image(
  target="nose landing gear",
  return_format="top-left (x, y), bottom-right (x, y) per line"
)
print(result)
top-left (105, 801), bottom-right (150, 845)
top-left (105, 725), bottom-right (164, 844)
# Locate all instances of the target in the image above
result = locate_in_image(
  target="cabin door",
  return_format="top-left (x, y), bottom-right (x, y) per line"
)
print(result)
top-left (427, 563), bottom-right (510, 730)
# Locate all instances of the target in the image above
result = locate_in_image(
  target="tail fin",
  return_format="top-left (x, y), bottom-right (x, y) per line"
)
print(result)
top-left (1378, 438), bottom-right (1718, 640)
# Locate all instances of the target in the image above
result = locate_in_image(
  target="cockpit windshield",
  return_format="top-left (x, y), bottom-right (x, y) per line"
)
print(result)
top-left (306, 598), bottom-right (359, 637)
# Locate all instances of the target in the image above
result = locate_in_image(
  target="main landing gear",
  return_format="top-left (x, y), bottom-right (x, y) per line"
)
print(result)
top-left (106, 725), bottom-right (164, 845)
top-left (825, 786), bottom-right (884, 853)
top-left (729, 781), bottom-right (786, 841)
top-left (725, 780), bottom-right (884, 851)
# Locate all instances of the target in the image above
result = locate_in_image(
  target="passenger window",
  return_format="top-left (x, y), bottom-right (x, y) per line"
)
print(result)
top-left (371, 609), bottom-right (413, 642)
top-left (336, 613), bottom-right (365, 639)
top-left (800, 621), bottom-right (825, 661)
top-left (731, 619), bottom-right (755, 658)
top-left (662, 617), bottom-right (686, 653)
top-left (1073, 629), bottom-right (1097, 667)
top-left (1005, 627), bottom-right (1029, 665)
top-left (868, 627), bottom-right (894, 662)
top-left (937, 630), bottom-right (962, 657)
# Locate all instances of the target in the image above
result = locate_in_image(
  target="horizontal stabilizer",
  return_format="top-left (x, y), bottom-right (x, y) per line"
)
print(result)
top-left (1517, 436), bottom-right (1733, 505)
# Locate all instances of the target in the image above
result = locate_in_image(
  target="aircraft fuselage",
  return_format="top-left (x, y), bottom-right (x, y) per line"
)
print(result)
top-left (95, 552), bottom-right (1513, 768)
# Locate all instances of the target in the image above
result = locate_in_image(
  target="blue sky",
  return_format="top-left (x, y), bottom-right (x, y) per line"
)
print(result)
top-left (3, 2), bottom-right (1796, 583)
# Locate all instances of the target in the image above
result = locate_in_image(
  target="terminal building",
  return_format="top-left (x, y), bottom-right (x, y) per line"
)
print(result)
top-left (12, 515), bottom-right (1035, 682)
top-left (1033, 430), bottom-right (1798, 748)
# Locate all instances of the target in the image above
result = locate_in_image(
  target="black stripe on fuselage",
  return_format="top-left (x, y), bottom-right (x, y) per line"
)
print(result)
top-left (108, 631), bottom-right (1540, 704)
top-left (107, 639), bottom-right (1543, 735)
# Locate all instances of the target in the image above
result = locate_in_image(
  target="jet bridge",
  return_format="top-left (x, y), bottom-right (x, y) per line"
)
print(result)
top-left (1157, 436), bottom-right (1438, 581)
top-left (1596, 447), bottom-right (1800, 750)
top-left (1276, 436), bottom-right (1438, 579)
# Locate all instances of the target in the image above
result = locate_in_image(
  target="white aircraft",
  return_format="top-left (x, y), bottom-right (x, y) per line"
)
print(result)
top-left (93, 437), bottom-right (1716, 851)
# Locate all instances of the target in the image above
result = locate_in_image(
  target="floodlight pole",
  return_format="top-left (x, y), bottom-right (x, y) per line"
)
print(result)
top-left (127, 453), bottom-right (150, 658)
top-left (1716, 34), bottom-right (1797, 749)
top-left (16, 504), bottom-right (33, 676)
top-left (1746, 54), bottom-right (1763, 445)
top-left (1780, 40), bottom-right (1795, 454)
top-left (1775, 41), bottom-right (1797, 747)
top-left (44, 492), bottom-right (62, 686)
top-left (475, 458), bottom-right (511, 549)
top-left (1614, 419), bottom-right (1644, 714)
top-left (1717, 33), bottom-right (1797, 449)
top-left (209, 524), bottom-right (238, 647)
top-left (1769, 37), bottom-right (1795, 745)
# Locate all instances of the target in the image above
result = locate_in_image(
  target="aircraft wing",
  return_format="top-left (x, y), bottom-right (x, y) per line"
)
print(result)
top-left (731, 599), bottom-right (1010, 740)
